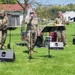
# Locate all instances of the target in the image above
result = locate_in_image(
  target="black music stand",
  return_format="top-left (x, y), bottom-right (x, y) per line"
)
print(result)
top-left (7, 26), bottom-right (17, 49)
top-left (42, 26), bottom-right (65, 57)
top-left (42, 26), bottom-right (66, 33)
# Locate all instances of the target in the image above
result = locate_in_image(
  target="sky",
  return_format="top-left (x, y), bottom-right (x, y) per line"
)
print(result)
top-left (19, 0), bottom-right (75, 5)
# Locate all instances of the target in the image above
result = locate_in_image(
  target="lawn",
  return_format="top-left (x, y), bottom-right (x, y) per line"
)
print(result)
top-left (0, 22), bottom-right (75, 75)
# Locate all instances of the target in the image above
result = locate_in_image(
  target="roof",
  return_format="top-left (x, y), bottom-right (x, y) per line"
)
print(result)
top-left (0, 4), bottom-right (30, 11)
top-left (9, 4), bottom-right (24, 11)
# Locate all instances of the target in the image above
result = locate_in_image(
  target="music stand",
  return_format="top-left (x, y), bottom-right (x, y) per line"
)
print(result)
top-left (7, 26), bottom-right (17, 49)
top-left (42, 26), bottom-right (65, 57)
top-left (42, 26), bottom-right (57, 32)
top-left (42, 26), bottom-right (66, 32)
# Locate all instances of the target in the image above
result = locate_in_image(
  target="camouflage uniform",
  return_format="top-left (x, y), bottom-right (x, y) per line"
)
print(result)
top-left (25, 11), bottom-right (38, 55)
top-left (0, 10), bottom-right (9, 49)
top-left (55, 11), bottom-right (67, 46)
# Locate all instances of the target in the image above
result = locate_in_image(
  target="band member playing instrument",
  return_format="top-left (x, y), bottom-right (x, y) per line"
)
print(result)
top-left (0, 10), bottom-right (9, 49)
top-left (55, 11), bottom-right (69, 46)
top-left (25, 10), bottom-right (38, 58)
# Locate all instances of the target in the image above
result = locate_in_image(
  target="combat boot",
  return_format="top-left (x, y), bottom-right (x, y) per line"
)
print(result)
top-left (29, 50), bottom-right (33, 59)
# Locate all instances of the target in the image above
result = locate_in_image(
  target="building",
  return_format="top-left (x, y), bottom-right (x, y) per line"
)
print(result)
top-left (8, 12), bottom-right (23, 27)
top-left (0, 4), bottom-right (30, 26)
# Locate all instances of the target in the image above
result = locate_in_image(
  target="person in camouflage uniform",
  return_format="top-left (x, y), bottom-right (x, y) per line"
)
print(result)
top-left (55, 11), bottom-right (69, 46)
top-left (25, 10), bottom-right (38, 57)
top-left (0, 10), bottom-right (9, 49)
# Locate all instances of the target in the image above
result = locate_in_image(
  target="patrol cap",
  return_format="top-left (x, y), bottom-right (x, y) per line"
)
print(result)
top-left (58, 11), bottom-right (62, 14)
top-left (0, 10), bottom-right (5, 14)
top-left (30, 10), bottom-right (35, 14)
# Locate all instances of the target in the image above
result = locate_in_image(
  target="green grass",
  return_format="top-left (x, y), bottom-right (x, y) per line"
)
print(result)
top-left (0, 22), bottom-right (75, 75)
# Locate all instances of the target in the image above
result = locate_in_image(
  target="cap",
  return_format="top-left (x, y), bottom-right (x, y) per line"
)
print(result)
top-left (30, 10), bottom-right (35, 14)
top-left (0, 10), bottom-right (5, 14)
top-left (58, 11), bottom-right (62, 14)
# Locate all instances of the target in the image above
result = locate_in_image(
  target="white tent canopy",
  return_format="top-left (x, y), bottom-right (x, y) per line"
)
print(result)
top-left (63, 11), bottom-right (75, 22)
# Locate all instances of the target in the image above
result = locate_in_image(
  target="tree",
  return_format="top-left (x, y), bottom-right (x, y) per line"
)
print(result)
top-left (17, 0), bottom-right (30, 35)
top-left (0, 0), bottom-right (17, 4)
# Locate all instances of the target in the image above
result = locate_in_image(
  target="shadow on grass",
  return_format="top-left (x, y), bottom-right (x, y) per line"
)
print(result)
top-left (71, 35), bottom-right (75, 36)
top-left (23, 50), bottom-right (29, 54)
top-left (23, 50), bottom-right (37, 60)
top-left (23, 50), bottom-right (55, 59)
top-left (39, 55), bottom-right (55, 58)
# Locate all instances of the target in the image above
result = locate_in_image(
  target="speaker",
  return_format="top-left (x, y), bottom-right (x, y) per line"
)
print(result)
top-left (49, 42), bottom-right (64, 49)
top-left (0, 50), bottom-right (15, 62)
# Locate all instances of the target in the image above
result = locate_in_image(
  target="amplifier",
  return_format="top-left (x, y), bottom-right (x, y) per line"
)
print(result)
top-left (49, 42), bottom-right (64, 49)
top-left (0, 50), bottom-right (15, 62)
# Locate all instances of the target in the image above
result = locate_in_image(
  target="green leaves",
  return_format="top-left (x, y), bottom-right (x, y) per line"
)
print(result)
top-left (0, 0), bottom-right (17, 4)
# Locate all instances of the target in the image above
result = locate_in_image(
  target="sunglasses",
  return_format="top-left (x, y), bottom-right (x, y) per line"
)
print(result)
top-left (30, 12), bottom-right (34, 14)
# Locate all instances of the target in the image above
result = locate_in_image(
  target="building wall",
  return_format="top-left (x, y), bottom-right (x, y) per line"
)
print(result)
top-left (20, 14), bottom-right (23, 25)
top-left (7, 13), bottom-right (21, 27)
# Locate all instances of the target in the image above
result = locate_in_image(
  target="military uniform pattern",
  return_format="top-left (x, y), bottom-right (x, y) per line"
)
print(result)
top-left (0, 15), bottom-right (9, 47)
top-left (25, 17), bottom-right (38, 50)
top-left (55, 16), bottom-right (66, 45)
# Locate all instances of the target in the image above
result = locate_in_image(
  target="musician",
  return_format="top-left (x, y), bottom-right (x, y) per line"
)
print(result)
top-left (55, 11), bottom-right (69, 46)
top-left (25, 10), bottom-right (38, 56)
top-left (0, 10), bottom-right (9, 49)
